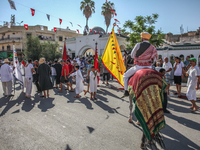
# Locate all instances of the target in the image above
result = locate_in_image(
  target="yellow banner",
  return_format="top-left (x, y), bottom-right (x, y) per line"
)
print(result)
top-left (102, 28), bottom-right (126, 87)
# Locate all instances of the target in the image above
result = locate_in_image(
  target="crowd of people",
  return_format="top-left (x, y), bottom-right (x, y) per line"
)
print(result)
top-left (154, 55), bottom-right (200, 112)
top-left (0, 55), bottom-right (111, 101)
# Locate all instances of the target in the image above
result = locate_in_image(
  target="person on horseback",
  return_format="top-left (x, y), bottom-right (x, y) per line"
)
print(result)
top-left (123, 32), bottom-right (157, 96)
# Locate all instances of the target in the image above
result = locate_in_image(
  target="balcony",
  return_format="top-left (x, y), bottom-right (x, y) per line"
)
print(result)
top-left (0, 37), bottom-right (22, 44)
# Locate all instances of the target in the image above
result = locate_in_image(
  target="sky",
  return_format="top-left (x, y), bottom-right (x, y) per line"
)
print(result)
top-left (0, 0), bottom-right (200, 35)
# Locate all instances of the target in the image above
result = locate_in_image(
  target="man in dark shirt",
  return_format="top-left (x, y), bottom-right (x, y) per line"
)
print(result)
top-left (52, 59), bottom-right (62, 89)
top-left (33, 60), bottom-right (41, 93)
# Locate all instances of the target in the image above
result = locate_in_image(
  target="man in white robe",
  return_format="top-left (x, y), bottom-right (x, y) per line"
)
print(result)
top-left (70, 66), bottom-right (86, 98)
top-left (89, 66), bottom-right (98, 100)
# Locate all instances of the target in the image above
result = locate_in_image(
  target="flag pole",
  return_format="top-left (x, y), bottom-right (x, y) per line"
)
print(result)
top-left (13, 40), bottom-right (15, 94)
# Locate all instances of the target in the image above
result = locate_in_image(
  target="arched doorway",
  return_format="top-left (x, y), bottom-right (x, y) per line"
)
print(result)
top-left (84, 48), bottom-right (95, 57)
top-left (78, 45), bottom-right (95, 57)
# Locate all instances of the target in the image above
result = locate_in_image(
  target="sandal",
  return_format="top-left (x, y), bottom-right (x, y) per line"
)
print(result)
top-left (74, 96), bottom-right (80, 98)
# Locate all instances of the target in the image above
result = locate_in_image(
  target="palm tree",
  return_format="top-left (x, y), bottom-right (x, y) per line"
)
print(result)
top-left (80, 0), bottom-right (95, 35)
top-left (101, 1), bottom-right (115, 33)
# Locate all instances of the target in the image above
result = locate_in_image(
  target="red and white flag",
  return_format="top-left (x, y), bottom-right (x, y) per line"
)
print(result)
top-left (54, 27), bottom-right (57, 32)
top-left (111, 9), bottom-right (117, 16)
top-left (94, 30), bottom-right (97, 34)
top-left (24, 24), bottom-right (28, 30)
top-left (114, 19), bottom-right (120, 23)
top-left (98, 31), bottom-right (100, 35)
top-left (30, 8), bottom-right (35, 16)
top-left (59, 19), bottom-right (62, 25)
top-left (77, 24), bottom-right (82, 28)
top-left (77, 29), bottom-right (79, 33)
top-left (90, 29), bottom-right (92, 33)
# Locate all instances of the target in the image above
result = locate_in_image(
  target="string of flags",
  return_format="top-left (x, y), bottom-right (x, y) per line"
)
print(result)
top-left (7, 0), bottom-right (122, 35)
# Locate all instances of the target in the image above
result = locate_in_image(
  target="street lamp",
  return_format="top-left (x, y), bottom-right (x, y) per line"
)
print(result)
top-left (16, 21), bottom-right (23, 26)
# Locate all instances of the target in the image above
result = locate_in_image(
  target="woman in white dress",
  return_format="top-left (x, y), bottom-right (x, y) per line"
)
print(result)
top-left (70, 65), bottom-right (87, 98)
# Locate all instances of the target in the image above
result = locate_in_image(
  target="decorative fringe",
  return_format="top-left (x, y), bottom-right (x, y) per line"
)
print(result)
top-left (141, 132), bottom-right (165, 150)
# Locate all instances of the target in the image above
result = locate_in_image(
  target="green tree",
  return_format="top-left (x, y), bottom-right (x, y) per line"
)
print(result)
top-left (101, 1), bottom-right (115, 33)
top-left (80, 0), bottom-right (95, 35)
top-left (40, 41), bottom-right (60, 61)
top-left (121, 13), bottom-right (164, 49)
top-left (25, 36), bottom-right (61, 61)
top-left (25, 36), bottom-right (42, 60)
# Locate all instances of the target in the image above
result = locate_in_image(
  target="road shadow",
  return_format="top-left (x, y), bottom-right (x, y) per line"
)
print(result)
top-left (0, 92), bottom-right (24, 116)
top-left (165, 113), bottom-right (200, 131)
top-left (37, 97), bottom-right (55, 112)
top-left (162, 124), bottom-right (200, 150)
top-left (65, 144), bottom-right (72, 150)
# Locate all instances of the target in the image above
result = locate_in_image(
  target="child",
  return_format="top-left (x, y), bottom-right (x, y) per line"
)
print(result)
top-left (89, 66), bottom-right (98, 100)
top-left (159, 68), bottom-right (170, 113)
top-left (70, 65), bottom-right (87, 98)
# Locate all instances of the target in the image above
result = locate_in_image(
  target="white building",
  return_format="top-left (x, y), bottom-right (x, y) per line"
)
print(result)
top-left (65, 27), bottom-right (129, 58)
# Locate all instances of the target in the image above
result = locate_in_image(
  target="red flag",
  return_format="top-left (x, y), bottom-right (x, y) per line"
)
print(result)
top-left (62, 41), bottom-right (68, 61)
top-left (77, 29), bottom-right (79, 33)
top-left (118, 30), bottom-right (120, 35)
top-left (77, 24), bottom-right (82, 28)
top-left (94, 43), bottom-right (99, 84)
top-left (114, 19), bottom-right (120, 23)
top-left (111, 9), bottom-right (117, 16)
top-left (59, 18), bottom-right (62, 25)
top-left (54, 27), bottom-right (57, 32)
top-left (24, 24), bottom-right (28, 30)
top-left (108, 32), bottom-right (110, 35)
top-left (90, 29), bottom-right (92, 32)
top-left (22, 60), bottom-right (25, 66)
top-left (94, 30), bottom-right (97, 34)
top-left (98, 31), bottom-right (100, 35)
top-left (30, 8), bottom-right (35, 16)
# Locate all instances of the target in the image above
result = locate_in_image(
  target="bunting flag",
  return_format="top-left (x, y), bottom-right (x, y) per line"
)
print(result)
top-left (98, 31), bottom-right (100, 35)
top-left (30, 8), bottom-right (35, 16)
top-left (24, 24), bottom-right (28, 30)
top-left (8, 0), bottom-right (16, 10)
top-left (77, 24), bottom-right (82, 28)
top-left (111, 9), bottom-right (117, 16)
top-left (108, 32), bottom-right (110, 35)
top-left (94, 30), bottom-right (97, 34)
top-left (46, 14), bottom-right (50, 21)
top-left (102, 28), bottom-right (126, 87)
top-left (77, 29), bottom-right (79, 33)
top-left (69, 22), bottom-right (73, 27)
top-left (13, 45), bottom-right (23, 87)
top-left (114, 19), bottom-right (120, 23)
top-left (59, 18), bottom-right (62, 25)
top-left (90, 29), bottom-right (92, 33)
top-left (53, 27), bottom-right (57, 32)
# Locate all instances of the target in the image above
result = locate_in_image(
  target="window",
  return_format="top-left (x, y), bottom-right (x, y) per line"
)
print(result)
top-left (7, 45), bottom-right (10, 51)
top-left (8, 35), bottom-right (10, 39)
top-left (2, 46), bottom-right (4, 50)
top-left (59, 36), bottom-right (63, 41)
top-left (27, 33), bottom-right (32, 38)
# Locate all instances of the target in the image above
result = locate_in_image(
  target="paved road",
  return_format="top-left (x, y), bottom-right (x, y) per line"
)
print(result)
top-left (0, 79), bottom-right (200, 150)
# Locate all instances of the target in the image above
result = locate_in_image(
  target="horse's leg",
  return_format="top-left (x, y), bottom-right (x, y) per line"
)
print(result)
top-left (128, 95), bottom-right (133, 123)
